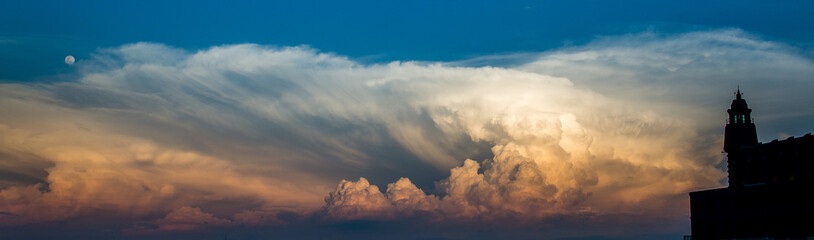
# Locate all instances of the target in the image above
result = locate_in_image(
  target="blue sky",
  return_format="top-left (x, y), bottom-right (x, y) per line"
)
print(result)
top-left (2, 0), bottom-right (814, 80)
top-left (2, 1), bottom-right (814, 240)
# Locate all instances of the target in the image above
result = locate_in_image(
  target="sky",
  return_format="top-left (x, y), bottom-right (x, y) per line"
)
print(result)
top-left (1, 1), bottom-right (814, 240)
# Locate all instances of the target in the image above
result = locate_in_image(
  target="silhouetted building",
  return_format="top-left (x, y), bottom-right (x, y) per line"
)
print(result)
top-left (689, 90), bottom-right (814, 240)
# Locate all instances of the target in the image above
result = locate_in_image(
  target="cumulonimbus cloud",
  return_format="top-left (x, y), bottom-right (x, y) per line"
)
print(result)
top-left (0, 29), bottom-right (812, 233)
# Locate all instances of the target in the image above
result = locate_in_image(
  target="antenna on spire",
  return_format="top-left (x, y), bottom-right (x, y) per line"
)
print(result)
top-left (736, 85), bottom-right (742, 99)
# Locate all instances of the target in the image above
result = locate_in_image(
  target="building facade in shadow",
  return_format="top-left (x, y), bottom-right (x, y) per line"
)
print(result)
top-left (689, 90), bottom-right (814, 239)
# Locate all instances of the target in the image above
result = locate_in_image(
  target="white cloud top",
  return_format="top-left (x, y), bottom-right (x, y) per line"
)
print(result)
top-left (0, 30), bottom-right (812, 233)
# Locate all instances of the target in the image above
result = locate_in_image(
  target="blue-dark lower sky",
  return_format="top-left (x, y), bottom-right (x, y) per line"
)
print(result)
top-left (2, 0), bottom-right (814, 81)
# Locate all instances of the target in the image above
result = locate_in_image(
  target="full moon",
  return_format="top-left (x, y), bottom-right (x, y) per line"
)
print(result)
top-left (65, 55), bottom-right (75, 65)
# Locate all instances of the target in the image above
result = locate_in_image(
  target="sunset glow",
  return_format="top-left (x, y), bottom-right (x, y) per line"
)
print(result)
top-left (2, 1), bottom-right (814, 239)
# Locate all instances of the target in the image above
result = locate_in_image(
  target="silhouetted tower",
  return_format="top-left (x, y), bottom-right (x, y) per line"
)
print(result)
top-left (723, 88), bottom-right (758, 186)
top-left (691, 89), bottom-right (814, 239)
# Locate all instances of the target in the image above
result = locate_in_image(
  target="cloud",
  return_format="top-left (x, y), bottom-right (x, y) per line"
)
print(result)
top-left (152, 206), bottom-right (234, 231)
top-left (126, 206), bottom-right (234, 234)
top-left (0, 29), bottom-right (812, 238)
top-left (322, 29), bottom-right (814, 222)
top-left (520, 29), bottom-right (814, 133)
top-left (322, 177), bottom-right (440, 220)
top-left (0, 149), bottom-right (53, 189)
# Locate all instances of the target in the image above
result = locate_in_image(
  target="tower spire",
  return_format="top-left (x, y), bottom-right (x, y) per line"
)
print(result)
top-left (723, 87), bottom-right (758, 186)
top-left (736, 85), bottom-right (742, 99)
top-left (724, 86), bottom-right (757, 152)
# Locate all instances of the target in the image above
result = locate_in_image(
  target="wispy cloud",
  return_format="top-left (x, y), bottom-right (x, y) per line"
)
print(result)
top-left (0, 29), bottom-right (812, 238)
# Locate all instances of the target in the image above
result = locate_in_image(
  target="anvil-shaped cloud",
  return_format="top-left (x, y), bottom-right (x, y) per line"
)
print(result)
top-left (0, 29), bottom-right (812, 238)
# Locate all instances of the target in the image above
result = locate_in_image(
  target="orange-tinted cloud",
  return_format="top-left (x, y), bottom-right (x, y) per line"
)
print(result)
top-left (0, 29), bottom-right (812, 237)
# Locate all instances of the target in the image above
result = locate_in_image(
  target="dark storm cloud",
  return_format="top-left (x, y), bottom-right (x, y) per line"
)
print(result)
top-left (0, 149), bottom-right (53, 189)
